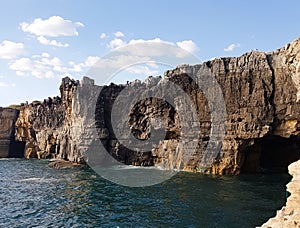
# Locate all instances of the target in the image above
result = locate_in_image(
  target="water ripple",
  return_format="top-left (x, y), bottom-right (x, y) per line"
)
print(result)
top-left (0, 159), bottom-right (290, 227)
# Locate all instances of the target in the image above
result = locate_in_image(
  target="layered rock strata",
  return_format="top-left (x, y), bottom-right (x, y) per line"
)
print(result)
top-left (13, 37), bottom-right (300, 174)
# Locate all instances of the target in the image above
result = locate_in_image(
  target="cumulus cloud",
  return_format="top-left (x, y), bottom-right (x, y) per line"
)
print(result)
top-left (107, 38), bottom-right (127, 49)
top-left (0, 40), bottom-right (25, 59)
top-left (20, 16), bottom-right (84, 37)
top-left (98, 37), bottom-right (200, 77)
top-left (176, 40), bottom-right (198, 53)
top-left (8, 53), bottom-right (102, 79)
top-left (224, 43), bottom-right (240, 52)
top-left (9, 57), bottom-right (56, 78)
top-left (100, 33), bottom-right (107, 39)
top-left (83, 56), bottom-right (101, 67)
top-left (37, 36), bottom-right (69, 47)
top-left (114, 31), bottom-right (124, 38)
top-left (106, 37), bottom-right (198, 58)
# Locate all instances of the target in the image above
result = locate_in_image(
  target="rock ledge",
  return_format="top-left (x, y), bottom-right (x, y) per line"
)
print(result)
top-left (259, 159), bottom-right (300, 228)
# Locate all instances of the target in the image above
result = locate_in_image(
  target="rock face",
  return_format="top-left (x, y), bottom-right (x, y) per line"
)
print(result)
top-left (15, 77), bottom-right (82, 161)
top-left (259, 159), bottom-right (300, 227)
top-left (14, 37), bottom-right (300, 174)
top-left (0, 108), bottom-right (24, 158)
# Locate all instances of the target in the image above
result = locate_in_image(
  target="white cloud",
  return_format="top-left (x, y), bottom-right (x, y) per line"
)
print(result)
top-left (127, 38), bottom-right (173, 46)
top-left (20, 16), bottom-right (84, 37)
top-left (106, 38), bottom-right (198, 57)
top-left (9, 55), bottom-right (65, 78)
top-left (107, 38), bottom-right (127, 49)
top-left (176, 40), bottom-right (198, 53)
top-left (0, 40), bottom-right (25, 59)
top-left (92, 55), bottom-right (152, 69)
top-left (8, 54), bottom-right (102, 79)
top-left (84, 56), bottom-right (101, 67)
top-left (114, 31), bottom-right (124, 38)
top-left (37, 36), bottom-right (69, 47)
top-left (224, 43), bottom-right (240, 52)
top-left (42, 52), bottom-right (50, 58)
top-left (126, 65), bottom-right (159, 76)
top-left (100, 33), bottom-right (107, 39)
top-left (95, 37), bottom-right (200, 80)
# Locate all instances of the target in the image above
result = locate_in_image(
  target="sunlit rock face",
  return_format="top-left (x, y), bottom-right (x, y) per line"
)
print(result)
top-left (14, 37), bottom-right (300, 174)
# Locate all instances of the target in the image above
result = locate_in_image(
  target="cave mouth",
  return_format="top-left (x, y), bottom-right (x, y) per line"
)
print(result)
top-left (260, 135), bottom-right (300, 172)
top-left (242, 135), bottom-right (300, 173)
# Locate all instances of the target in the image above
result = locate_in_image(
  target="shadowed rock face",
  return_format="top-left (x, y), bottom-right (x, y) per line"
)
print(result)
top-left (14, 37), bottom-right (300, 174)
top-left (0, 108), bottom-right (25, 158)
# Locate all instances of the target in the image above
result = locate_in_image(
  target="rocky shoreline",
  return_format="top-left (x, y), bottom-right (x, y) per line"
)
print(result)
top-left (259, 159), bottom-right (300, 228)
top-left (0, 37), bottom-right (300, 226)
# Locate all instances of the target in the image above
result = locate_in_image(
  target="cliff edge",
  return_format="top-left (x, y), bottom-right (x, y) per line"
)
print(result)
top-left (13, 37), bottom-right (300, 174)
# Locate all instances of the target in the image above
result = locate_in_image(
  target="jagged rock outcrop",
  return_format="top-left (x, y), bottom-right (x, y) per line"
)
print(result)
top-left (0, 108), bottom-right (24, 158)
top-left (15, 77), bottom-right (81, 161)
top-left (14, 37), bottom-right (300, 174)
top-left (259, 159), bottom-right (300, 227)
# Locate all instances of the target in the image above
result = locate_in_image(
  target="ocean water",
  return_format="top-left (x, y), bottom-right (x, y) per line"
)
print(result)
top-left (0, 159), bottom-right (290, 228)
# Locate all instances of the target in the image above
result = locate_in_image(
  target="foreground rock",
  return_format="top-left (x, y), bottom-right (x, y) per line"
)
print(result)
top-left (259, 159), bottom-right (300, 228)
top-left (49, 160), bottom-right (83, 169)
top-left (14, 37), bottom-right (300, 174)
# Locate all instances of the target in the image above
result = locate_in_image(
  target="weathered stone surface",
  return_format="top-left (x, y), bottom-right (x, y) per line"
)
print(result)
top-left (0, 108), bottom-right (24, 158)
top-left (259, 159), bottom-right (300, 228)
top-left (14, 37), bottom-right (300, 174)
top-left (48, 160), bottom-right (83, 169)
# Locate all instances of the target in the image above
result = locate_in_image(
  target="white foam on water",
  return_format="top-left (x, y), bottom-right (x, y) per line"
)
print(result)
top-left (17, 177), bottom-right (59, 183)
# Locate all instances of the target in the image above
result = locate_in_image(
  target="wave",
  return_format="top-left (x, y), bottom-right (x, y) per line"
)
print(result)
top-left (0, 158), bottom-right (23, 161)
top-left (17, 177), bottom-right (60, 183)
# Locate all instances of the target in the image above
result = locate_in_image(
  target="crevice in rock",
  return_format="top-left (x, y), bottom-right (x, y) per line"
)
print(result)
top-left (266, 54), bottom-right (277, 130)
top-left (9, 115), bottom-right (25, 158)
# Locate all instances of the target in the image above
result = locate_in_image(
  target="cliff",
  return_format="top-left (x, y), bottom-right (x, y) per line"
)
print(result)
top-left (0, 108), bottom-right (24, 158)
top-left (14, 37), bottom-right (300, 174)
top-left (259, 159), bottom-right (300, 227)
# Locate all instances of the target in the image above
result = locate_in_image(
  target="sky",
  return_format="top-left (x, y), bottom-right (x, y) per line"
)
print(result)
top-left (0, 0), bottom-right (300, 106)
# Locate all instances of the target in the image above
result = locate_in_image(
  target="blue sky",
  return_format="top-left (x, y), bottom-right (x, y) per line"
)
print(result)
top-left (0, 0), bottom-right (300, 106)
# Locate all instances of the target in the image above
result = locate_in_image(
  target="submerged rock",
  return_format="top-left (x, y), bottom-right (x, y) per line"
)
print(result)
top-left (48, 160), bottom-right (83, 169)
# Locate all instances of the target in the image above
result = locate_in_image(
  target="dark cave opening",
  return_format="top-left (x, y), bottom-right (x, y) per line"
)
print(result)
top-left (242, 135), bottom-right (300, 173)
top-left (260, 135), bottom-right (300, 172)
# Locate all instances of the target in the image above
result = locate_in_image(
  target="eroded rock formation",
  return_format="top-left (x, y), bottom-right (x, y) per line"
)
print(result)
top-left (0, 108), bottom-right (24, 158)
top-left (13, 37), bottom-right (300, 174)
top-left (259, 159), bottom-right (300, 227)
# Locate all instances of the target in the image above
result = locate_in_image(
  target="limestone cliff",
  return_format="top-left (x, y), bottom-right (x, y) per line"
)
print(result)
top-left (0, 108), bottom-right (24, 158)
top-left (14, 37), bottom-right (300, 174)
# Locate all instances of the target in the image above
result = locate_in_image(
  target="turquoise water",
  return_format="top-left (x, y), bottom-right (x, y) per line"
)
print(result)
top-left (0, 159), bottom-right (290, 227)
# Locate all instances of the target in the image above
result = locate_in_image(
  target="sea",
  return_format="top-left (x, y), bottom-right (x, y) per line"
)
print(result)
top-left (0, 158), bottom-right (290, 228)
